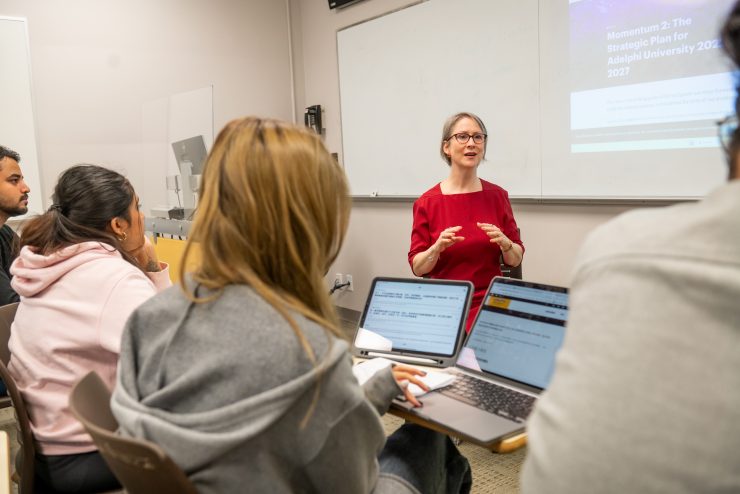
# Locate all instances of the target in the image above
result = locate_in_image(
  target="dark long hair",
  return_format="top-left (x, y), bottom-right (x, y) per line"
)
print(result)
top-left (21, 164), bottom-right (139, 268)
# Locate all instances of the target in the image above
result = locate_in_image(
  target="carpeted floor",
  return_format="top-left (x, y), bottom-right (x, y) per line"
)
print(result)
top-left (381, 414), bottom-right (524, 493)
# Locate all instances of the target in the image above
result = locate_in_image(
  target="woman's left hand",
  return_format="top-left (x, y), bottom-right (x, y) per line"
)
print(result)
top-left (128, 236), bottom-right (162, 272)
top-left (477, 222), bottom-right (513, 252)
top-left (391, 364), bottom-right (429, 408)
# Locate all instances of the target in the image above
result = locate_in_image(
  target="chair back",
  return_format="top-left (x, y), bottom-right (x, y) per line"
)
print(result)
top-left (499, 228), bottom-right (523, 280)
top-left (69, 372), bottom-right (198, 494)
top-left (0, 303), bottom-right (19, 411)
top-left (0, 361), bottom-right (34, 494)
top-left (0, 303), bottom-right (19, 366)
top-left (500, 261), bottom-right (523, 280)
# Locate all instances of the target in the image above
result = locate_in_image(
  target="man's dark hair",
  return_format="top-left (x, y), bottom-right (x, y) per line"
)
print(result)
top-left (0, 146), bottom-right (20, 165)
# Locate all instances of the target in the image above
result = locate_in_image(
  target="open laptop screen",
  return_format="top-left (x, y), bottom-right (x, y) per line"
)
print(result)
top-left (357, 278), bottom-right (471, 357)
top-left (462, 278), bottom-right (568, 389)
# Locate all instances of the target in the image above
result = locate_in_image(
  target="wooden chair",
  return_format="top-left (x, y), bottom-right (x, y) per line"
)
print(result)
top-left (0, 302), bottom-right (18, 366)
top-left (0, 360), bottom-right (35, 494)
top-left (0, 304), bottom-right (32, 491)
top-left (69, 372), bottom-right (198, 494)
top-left (0, 303), bottom-right (19, 410)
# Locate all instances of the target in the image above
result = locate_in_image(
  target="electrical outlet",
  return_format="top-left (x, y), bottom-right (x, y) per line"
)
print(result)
top-left (346, 274), bottom-right (354, 292)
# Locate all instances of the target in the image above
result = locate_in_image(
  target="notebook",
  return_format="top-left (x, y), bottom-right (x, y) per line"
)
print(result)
top-left (351, 277), bottom-right (473, 368)
top-left (392, 276), bottom-right (569, 447)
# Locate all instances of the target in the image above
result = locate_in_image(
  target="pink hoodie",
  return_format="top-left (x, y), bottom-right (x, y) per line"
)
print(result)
top-left (8, 241), bottom-right (171, 455)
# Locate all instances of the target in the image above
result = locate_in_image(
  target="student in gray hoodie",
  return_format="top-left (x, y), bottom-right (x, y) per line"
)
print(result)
top-left (112, 117), bottom-right (472, 494)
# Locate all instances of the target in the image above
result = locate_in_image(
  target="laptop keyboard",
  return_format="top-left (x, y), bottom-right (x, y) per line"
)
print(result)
top-left (439, 374), bottom-right (535, 423)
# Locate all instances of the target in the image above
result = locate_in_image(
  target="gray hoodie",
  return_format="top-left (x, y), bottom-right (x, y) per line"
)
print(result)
top-left (112, 282), bottom-right (413, 494)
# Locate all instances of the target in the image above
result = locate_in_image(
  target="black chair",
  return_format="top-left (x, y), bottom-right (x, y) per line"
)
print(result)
top-left (70, 372), bottom-right (198, 494)
top-left (499, 228), bottom-right (523, 279)
top-left (499, 258), bottom-right (523, 279)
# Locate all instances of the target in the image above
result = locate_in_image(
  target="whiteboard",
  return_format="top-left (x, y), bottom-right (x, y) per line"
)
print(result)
top-left (0, 17), bottom-right (43, 214)
top-left (337, 0), bottom-right (540, 198)
top-left (337, 0), bottom-right (734, 200)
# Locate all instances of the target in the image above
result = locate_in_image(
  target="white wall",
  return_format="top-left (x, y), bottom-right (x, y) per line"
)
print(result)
top-left (0, 0), bottom-right (294, 213)
top-left (290, 0), bottom-right (643, 310)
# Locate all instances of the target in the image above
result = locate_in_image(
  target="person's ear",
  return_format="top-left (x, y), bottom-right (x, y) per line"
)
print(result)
top-left (109, 216), bottom-right (130, 240)
top-left (443, 140), bottom-right (451, 158)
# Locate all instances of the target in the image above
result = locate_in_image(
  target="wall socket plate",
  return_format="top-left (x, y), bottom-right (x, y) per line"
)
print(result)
top-left (334, 273), bottom-right (353, 292)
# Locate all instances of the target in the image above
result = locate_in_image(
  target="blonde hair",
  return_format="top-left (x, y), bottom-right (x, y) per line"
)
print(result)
top-left (180, 117), bottom-right (351, 361)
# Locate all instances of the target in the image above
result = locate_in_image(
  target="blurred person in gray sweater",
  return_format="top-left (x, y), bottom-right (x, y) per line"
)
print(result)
top-left (522, 4), bottom-right (740, 493)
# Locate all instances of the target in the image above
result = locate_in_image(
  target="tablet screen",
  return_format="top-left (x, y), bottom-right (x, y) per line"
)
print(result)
top-left (356, 279), bottom-right (471, 357)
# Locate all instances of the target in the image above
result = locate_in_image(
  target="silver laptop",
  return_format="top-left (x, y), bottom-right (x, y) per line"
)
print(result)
top-left (351, 277), bottom-right (473, 368)
top-left (392, 276), bottom-right (568, 446)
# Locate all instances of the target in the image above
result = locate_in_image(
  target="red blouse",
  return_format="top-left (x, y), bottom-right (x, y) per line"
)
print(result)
top-left (408, 180), bottom-right (524, 331)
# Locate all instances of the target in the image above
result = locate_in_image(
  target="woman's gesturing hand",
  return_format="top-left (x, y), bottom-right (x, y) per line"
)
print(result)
top-left (412, 226), bottom-right (465, 276)
top-left (433, 226), bottom-right (465, 253)
top-left (477, 223), bottom-right (512, 252)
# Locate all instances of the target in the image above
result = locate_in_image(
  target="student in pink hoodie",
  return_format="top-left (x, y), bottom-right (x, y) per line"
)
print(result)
top-left (7, 164), bottom-right (171, 493)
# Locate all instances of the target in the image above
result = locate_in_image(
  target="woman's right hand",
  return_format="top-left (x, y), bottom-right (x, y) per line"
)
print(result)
top-left (392, 364), bottom-right (428, 408)
top-left (412, 226), bottom-right (465, 276)
top-left (433, 226), bottom-right (465, 253)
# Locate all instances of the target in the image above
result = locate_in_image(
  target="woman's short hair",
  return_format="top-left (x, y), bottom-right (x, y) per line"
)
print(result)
top-left (20, 164), bottom-right (138, 267)
top-left (439, 112), bottom-right (489, 166)
top-left (182, 116), bottom-right (351, 348)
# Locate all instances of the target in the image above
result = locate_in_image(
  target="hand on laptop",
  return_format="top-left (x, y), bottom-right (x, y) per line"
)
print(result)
top-left (392, 364), bottom-right (429, 407)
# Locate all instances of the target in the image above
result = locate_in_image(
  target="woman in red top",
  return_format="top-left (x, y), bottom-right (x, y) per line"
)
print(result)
top-left (408, 112), bottom-right (524, 330)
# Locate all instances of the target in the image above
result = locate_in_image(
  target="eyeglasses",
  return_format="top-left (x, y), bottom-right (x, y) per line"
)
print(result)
top-left (717, 114), bottom-right (738, 152)
top-left (446, 133), bottom-right (487, 144)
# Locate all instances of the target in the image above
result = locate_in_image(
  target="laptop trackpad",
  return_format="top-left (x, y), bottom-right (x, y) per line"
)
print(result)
top-left (412, 392), bottom-right (521, 444)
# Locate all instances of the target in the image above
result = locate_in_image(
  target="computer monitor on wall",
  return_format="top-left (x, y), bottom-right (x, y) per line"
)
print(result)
top-left (171, 135), bottom-right (207, 214)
